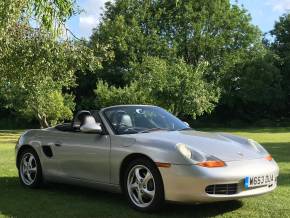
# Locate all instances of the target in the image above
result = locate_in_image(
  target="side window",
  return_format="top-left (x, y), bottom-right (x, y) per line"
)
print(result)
top-left (91, 111), bottom-right (102, 123)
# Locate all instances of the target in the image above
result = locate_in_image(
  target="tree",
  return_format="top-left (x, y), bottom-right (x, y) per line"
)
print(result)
top-left (0, 0), bottom-right (76, 35)
top-left (22, 91), bottom-right (75, 128)
top-left (0, 0), bottom-right (85, 127)
top-left (270, 13), bottom-right (290, 115)
top-left (0, 26), bottom-right (99, 128)
top-left (95, 80), bottom-right (150, 107)
top-left (95, 57), bottom-right (219, 118)
top-left (220, 51), bottom-right (285, 120)
top-left (90, 0), bottom-right (261, 87)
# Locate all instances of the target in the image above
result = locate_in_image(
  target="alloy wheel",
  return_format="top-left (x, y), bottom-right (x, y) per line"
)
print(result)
top-left (127, 165), bottom-right (156, 208)
top-left (20, 152), bottom-right (37, 186)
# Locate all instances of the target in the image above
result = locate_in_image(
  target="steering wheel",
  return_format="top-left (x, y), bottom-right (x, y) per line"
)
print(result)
top-left (116, 124), bottom-right (145, 134)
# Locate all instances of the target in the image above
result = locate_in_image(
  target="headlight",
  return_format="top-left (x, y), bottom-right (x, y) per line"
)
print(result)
top-left (176, 143), bottom-right (192, 159)
top-left (248, 139), bottom-right (273, 161)
top-left (248, 139), bottom-right (268, 155)
top-left (176, 143), bottom-right (225, 167)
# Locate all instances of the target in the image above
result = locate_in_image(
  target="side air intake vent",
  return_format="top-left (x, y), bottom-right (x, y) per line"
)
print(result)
top-left (42, 146), bottom-right (53, 158)
top-left (205, 183), bottom-right (238, 195)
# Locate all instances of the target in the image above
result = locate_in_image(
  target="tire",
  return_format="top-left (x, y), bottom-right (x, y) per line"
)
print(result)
top-left (18, 148), bottom-right (43, 188)
top-left (123, 158), bottom-right (164, 212)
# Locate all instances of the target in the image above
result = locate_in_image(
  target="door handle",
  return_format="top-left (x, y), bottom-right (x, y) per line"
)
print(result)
top-left (54, 143), bottom-right (62, 147)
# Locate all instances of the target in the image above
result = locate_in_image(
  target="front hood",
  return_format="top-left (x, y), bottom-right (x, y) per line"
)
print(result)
top-left (130, 130), bottom-right (265, 162)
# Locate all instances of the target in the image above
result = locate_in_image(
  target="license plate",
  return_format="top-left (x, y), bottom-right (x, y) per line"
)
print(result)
top-left (244, 174), bottom-right (274, 188)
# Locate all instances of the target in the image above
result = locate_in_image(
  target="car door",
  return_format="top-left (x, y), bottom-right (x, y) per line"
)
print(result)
top-left (52, 131), bottom-right (110, 183)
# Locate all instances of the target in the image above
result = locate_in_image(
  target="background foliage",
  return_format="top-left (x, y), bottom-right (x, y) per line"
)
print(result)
top-left (0, 26), bottom-right (99, 127)
top-left (95, 57), bottom-right (219, 118)
top-left (1, 0), bottom-right (290, 128)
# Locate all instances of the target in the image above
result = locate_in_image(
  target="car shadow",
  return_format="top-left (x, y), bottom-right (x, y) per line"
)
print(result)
top-left (0, 176), bottom-right (243, 218)
top-left (162, 200), bottom-right (243, 217)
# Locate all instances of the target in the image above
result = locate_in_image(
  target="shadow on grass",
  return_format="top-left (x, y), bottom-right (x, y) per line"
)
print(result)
top-left (258, 142), bottom-right (290, 187)
top-left (0, 177), bottom-right (243, 218)
top-left (277, 173), bottom-right (290, 187)
top-left (0, 140), bottom-right (18, 145)
top-left (200, 127), bottom-right (290, 133)
top-left (232, 127), bottom-right (290, 133)
top-left (0, 130), bottom-right (23, 135)
top-left (262, 143), bottom-right (290, 163)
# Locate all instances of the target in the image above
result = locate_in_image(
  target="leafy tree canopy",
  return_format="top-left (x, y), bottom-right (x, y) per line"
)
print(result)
top-left (221, 50), bottom-right (285, 120)
top-left (0, 0), bottom-right (76, 36)
top-left (269, 13), bottom-right (290, 116)
top-left (0, 26), bottom-right (100, 127)
top-left (271, 13), bottom-right (290, 57)
top-left (90, 0), bottom-right (262, 86)
top-left (95, 56), bottom-right (219, 118)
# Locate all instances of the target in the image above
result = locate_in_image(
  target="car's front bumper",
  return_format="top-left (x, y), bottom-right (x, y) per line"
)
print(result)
top-left (159, 158), bottom-right (279, 203)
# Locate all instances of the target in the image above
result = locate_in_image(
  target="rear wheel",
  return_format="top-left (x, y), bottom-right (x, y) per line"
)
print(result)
top-left (18, 148), bottom-right (43, 188)
top-left (123, 158), bottom-right (164, 212)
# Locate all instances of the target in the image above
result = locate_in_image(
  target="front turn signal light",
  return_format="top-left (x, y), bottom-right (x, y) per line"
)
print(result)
top-left (196, 160), bottom-right (225, 168)
top-left (155, 162), bottom-right (171, 168)
top-left (265, 155), bottom-right (273, 161)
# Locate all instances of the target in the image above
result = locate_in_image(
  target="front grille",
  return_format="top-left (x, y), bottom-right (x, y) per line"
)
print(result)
top-left (205, 183), bottom-right (238, 195)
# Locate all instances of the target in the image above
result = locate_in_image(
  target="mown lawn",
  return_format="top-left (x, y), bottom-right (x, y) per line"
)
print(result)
top-left (0, 128), bottom-right (289, 218)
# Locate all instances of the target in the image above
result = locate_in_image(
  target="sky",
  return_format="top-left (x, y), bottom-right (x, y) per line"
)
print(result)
top-left (66, 0), bottom-right (290, 39)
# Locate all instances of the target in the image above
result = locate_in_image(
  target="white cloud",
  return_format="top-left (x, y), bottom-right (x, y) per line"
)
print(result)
top-left (79, 15), bottom-right (98, 30)
top-left (267, 0), bottom-right (290, 12)
top-left (78, 0), bottom-right (109, 34)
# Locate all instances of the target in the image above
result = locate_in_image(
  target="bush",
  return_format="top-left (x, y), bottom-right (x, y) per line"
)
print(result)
top-left (95, 57), bottom-right (220, 118)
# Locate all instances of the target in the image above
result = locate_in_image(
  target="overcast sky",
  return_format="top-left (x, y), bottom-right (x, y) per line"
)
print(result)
top-left (66, 0), bottom-right (290, 39)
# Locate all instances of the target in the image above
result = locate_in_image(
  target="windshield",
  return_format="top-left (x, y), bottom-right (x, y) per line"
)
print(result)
top-left (103, 106), bottom-right (189, 135)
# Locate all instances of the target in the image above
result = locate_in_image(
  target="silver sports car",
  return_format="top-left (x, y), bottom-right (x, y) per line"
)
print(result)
top-left (16, 105), bottom-right (279, 212)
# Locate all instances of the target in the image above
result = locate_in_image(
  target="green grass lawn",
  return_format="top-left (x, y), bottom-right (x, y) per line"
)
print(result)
top-left (0, 128), bottom-right (289, 218)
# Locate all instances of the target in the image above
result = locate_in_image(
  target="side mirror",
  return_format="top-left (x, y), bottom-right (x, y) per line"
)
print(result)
top-left (80, 122), bottom-right (103, 134)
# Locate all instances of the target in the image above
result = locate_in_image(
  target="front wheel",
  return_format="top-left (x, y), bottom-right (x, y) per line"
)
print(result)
top-left (124, 158), bottom-right (164, 212)
top-left (18, 148), bottom-right (43, 188)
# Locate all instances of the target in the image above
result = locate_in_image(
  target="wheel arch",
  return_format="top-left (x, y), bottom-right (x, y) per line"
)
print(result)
top-left (119, 153), bottom-right (163, 193)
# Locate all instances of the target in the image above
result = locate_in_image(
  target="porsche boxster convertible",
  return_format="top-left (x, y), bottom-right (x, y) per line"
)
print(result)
top-left (16, 105), bottom-right (279, 211)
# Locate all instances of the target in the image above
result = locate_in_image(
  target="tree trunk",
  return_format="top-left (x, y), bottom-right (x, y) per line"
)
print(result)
top-left (37, 113), bottom-right (49, 128)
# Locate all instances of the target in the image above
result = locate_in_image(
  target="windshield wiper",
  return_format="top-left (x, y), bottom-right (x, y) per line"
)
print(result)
top-left (140, 128), bottom-right (169, 133)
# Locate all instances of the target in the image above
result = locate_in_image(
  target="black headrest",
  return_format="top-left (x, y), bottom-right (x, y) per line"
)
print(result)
top-left (72, 110), bottom-right (91, 129)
